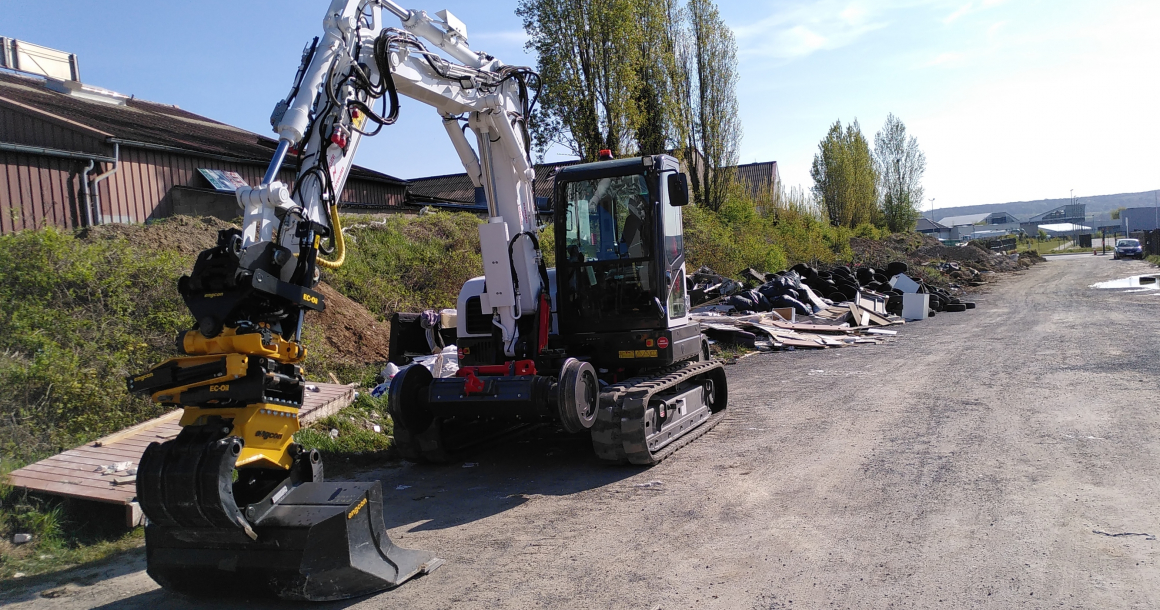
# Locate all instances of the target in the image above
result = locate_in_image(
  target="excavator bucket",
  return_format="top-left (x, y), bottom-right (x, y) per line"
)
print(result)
top-left (135, 429), bottom-right (442, 601)
top-left (142, 480), bottom-right (442, 601)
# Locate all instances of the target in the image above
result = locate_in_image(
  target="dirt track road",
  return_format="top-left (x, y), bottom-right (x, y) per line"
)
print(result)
top-left (4, 254), bottom-right (1159, 609)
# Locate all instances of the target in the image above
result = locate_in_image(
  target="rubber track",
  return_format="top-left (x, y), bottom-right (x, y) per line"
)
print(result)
top-left (591, 360), bottom-right (727, 466)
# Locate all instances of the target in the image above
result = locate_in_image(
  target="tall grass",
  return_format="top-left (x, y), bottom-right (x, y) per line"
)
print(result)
top-left (325, 212), bottom-right (484, 318)
top-left (682, 183), bottom-right (866, 276)
top-left (0, 229), bottom-right (189, 466)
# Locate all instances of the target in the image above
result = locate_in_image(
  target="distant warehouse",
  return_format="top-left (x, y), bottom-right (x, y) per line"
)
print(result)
top-left (0, 38), bottom-right (407, 235)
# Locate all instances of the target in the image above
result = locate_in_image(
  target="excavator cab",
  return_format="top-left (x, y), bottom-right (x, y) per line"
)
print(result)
top-left (552, 154), bottom-right (705, 367)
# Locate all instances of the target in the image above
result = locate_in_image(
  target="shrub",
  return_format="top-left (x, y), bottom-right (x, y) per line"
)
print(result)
top-left (683, 189), bottom-right (855, 276)
top-left (0, 229), bottom-right (189, 465)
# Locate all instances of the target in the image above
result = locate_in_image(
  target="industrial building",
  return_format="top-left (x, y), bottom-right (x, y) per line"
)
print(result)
top-left (0, 38), bottom-right (407, 235)
top-left (1119, 207), bottom-right (1160, 234)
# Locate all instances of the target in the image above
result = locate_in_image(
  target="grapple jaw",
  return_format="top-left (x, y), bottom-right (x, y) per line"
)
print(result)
top-left (144, 480), bottom-right (442, 601)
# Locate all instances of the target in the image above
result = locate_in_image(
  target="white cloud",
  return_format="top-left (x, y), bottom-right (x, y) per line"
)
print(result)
top-left (943, 2), bottom-right (974, 24)
top-left (734, 1), bottom-right (896, 60)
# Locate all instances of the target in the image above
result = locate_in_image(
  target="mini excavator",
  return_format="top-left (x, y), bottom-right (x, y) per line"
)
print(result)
top-left (128, 0), bottom-right (727, 601)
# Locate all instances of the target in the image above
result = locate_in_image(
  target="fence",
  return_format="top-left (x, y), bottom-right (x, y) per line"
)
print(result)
top-left (1129, 229), bottom-right (1160, 256)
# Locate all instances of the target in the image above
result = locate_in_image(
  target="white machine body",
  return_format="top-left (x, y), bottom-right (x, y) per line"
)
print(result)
top-left (239, 0), bottom-right (542, 356)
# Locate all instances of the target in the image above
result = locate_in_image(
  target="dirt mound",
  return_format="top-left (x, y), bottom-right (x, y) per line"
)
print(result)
top-left (77, 217), bottom-right (391, 366)
top-left (306, 282), bottom-right (392, 366)
top-left (76, 216), bottom-right (235, 255)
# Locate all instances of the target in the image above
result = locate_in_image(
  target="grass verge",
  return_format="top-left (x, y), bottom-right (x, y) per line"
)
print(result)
top-left (0, 471), bottom-right (144, 580)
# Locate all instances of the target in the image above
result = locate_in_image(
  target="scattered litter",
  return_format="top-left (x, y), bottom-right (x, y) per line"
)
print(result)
top-left (865, 328), bottom-right (898, 336)
top-left (94, 461), bottom-right (134, 475)
top-left (13, 572), bottom-right (25, 578)
top-left (462, 462), bottom-right (477, 468)
top-left (395, 485), bottom-right (411, 490)
top-left (372, 424), bottom-right (382, 433)
top-left (305, 384), bottom-right (320, 392)
top-left (112, 475), bottom-right (136, 486)
top-left (329, 428), bottom-right (339, 439)
top-left (12, 533), bottom-right (31, 544)
top-left (1092, 530), bottom-right (1155, 540)
top-left (633, 480), bottom-right (663, 488)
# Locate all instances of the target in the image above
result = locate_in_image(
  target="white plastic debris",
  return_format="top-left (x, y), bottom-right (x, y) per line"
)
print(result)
top-left (889, 273), bottom-right (921, 294)
top-left (395, 485), bottom-right (411, 490)
top-left (633, 480), bottom-right (663, 488)
top-left (94, 461), bottom-right (134, 475)
top-left (412, 345), bottom-right (459, 379)
top-left (372, 424), bottom-right (382, 433)
top-left (12, 533), bottom-right (32, 544)
top-left (329, 428), bottom-right (339, 439)
top-left (306, 384), bottom-right (320, 392)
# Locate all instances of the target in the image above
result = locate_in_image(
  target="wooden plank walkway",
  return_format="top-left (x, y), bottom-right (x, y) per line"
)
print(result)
top-left (5, 383), bottom-right (356, 526)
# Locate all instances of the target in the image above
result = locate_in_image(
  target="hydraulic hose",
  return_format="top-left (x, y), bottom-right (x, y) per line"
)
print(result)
top-left (316, 204), bottom-right (346, 269)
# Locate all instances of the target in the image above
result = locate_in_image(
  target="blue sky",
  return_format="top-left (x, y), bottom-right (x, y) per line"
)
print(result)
top-left (5, 0), bottom-right (1158, 209)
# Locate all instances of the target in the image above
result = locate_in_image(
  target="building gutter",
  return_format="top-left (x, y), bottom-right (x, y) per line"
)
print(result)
top-left (87, 141), bottom-right (119, 225)
top-left (0, 141), bottom-right (117, 228)
top-left (0, 141), bottom-right (115, 163)
top-left (80, 158), bottom-right (95, 227)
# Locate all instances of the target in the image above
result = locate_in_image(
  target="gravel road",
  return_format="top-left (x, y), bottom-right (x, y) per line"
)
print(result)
top-left (4, 254), bottom-right (1158, 610)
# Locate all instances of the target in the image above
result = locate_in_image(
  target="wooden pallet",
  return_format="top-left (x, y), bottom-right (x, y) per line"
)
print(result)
top-left (5, 383), bottom-right (356, 526)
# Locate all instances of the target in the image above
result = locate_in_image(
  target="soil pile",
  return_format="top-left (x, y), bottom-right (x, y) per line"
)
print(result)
top-left (306, 283), bottom-right (392, 365)
top-left (76, 216), bottom-right (391, 367)
top-left (77, 215), bottom-right (235, 256)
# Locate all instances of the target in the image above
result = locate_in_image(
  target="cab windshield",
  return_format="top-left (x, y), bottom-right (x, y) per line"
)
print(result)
top-left (1117, 239), bottom-right (1139, 247)
top-left (562, 175), bottom-right (651, 263)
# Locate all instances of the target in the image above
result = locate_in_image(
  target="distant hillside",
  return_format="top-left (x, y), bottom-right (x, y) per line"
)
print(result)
top-left (931, 190), bottom-right (1160, 222)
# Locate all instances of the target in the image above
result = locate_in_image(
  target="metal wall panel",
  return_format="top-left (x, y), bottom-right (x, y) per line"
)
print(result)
top-left (0, 151), bottom-right (84, 232)
top-left (2, 143), bottom-right (405, 233)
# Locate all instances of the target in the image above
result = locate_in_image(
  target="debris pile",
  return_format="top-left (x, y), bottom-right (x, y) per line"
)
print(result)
top-left (690, 258), bottom-right (979, 352)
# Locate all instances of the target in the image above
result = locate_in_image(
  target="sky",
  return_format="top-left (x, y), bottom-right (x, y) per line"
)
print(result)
top-left (4, 0), bottom-right (1158, 210)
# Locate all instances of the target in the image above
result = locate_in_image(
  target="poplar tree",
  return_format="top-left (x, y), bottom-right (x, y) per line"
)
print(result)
top-left (873, 113), bottom-right (926, 232)
top-left (810, 120), bottom-right (880, 228)
top-left (686, 0), bottom-right (740, 212)
top-left (518, 0), bottom-right (642, 161)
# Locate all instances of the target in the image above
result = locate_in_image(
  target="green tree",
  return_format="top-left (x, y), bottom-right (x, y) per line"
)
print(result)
top-left (1111, 207), bottom-right (1125, 220)
top-left (518, 0), bottom-right (642, 160)
top-left (810, 120), bottom-right (879, 228)
top-left (685, 0), bottom-right (740, 211)
top-left (633, 0), bottom-right (680, 156)
top-left (873, 113), bottom-right (926, 232)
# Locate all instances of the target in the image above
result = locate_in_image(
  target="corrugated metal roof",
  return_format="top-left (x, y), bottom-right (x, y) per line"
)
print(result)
top-left (732, 161), bottom-right (779, 196)
top-left (937, 213), bottom-right (989, 226)
top-left (405, 160), bottom-right (578, 208)
top-left (0, 71), bottom-right (404, 185)
top-left (916, 217), bottom-right (948, 231)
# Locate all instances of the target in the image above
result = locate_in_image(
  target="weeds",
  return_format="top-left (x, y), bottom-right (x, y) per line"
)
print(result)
top-left (0, 229), bottom-right (189, 465)
top-left (294, 392), bottom-right (395, 467)
top-left (325, 212), bottom-right (483, 319)
top-left (0, 469), bottom-right (143, 580)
